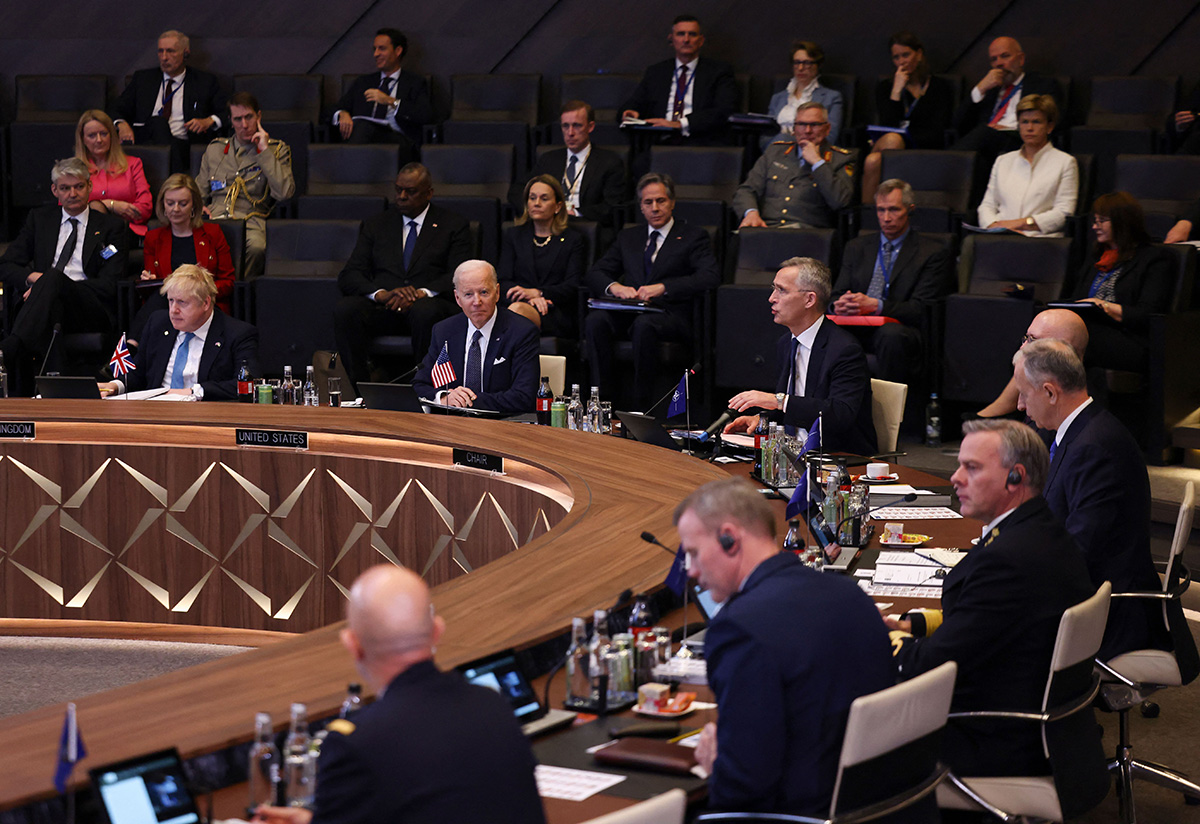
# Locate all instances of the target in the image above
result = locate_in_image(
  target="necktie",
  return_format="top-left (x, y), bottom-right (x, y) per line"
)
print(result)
top-left (160, 78), bottom-right (176, 116)
top-left (403, 220), bottom-right (418, 269)
top-left (54, 218), bottom-right (79, 272)
top-left (1049, 440), bottom-right (1058, 463)
top-left (672, 65), bottom-right (689, 120)
top-left (867, 242), bottom-right (894, 301)
top-left (565, 155), bottom-right (578, 189)
top-left (643, 230), bottom-right (660, 280)
top-left (170, 332), bottom-right (194, 389)
top-left (465, 330), bottom-right (483, 393)
top-left (988, 84), bottom-right (1014, 126)
top-left (786, 337), bottom-right (800, 395)
top-left (372, 75), bottom-right (393, 118)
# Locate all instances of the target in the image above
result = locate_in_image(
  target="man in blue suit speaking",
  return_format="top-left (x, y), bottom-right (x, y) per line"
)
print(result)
top-left (413, 260), bottom-right (539, 415)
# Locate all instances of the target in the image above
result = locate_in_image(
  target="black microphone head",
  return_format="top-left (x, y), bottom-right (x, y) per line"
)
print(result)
top-left (52, 323), bottom-right (63, 333)
top-left (688, 361), bottom-right (701, 375)
top-left (902, 492), bottom-right (919, 503)
top-left (640, 531), bottom-right (657, 544)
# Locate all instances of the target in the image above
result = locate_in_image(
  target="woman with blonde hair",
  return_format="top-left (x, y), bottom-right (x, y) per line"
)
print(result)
top-left (75, 109), bottom-right (152, 236)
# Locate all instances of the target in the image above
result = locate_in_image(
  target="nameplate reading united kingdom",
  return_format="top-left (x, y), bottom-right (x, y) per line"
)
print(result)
top-left (0, 422), bottom-right (35, 439)
top-left (235, 428), bottom-right (309, 450)
top-left (452, 448), bottom-right (503, 474)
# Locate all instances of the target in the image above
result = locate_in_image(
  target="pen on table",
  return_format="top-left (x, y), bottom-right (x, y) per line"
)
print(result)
top-left (670, 728), bottom-right (705, 744)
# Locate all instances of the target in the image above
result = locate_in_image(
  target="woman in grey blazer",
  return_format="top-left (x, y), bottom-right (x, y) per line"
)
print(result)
top-left (765, 40), bottom-right (844, 148)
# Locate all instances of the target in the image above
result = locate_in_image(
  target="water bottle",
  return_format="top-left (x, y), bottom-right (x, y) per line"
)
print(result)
top-left (247, 712), bottom-right (280, 813)
top-left (752, 416), bottom-right (768, 478)
top-left (588, 609), bottom-right (611, 706)
top-left (283, 703), bottom-right (313, 807)
top-left (237, 360), bottom-right (253, 403)
top-left (925, 392), bottom-right (942, 447)
top-left (279, 365), bottom-right (294, 405)
top-left (609, 633), bottom-right (636, 704)
top-left (536, 377), bottom-right (553, 425)
top-left (565, 617), bottom-right (591, 707)
top-left (586, 386), bottom-right (602, 433)
top-left (627, 593), bottom-right (656, 643)
top-left (783, 518), bottom-right (805, 554)
top-left (566, 384), bottom-right (583, 431)
top-left (339, 683), bottom-right (363, 719)
top-left (0, 351), bottom-right (7, 398)
top-left (303, 366), bottom-right (318, 406)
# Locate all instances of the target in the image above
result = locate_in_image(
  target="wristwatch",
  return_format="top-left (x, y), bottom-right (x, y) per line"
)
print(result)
top-left (775, 392), bottom-right (786, 407)
top-left (1025, 216), bottom-right (1036, 228)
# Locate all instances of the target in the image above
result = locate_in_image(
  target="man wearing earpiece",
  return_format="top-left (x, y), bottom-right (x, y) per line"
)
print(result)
top-left (1013, 339), bottom-right (1168, 660)
top-left (886, 419), bottom-right (1097, 778)
top-left (676, 478), bottom-right (893, 815)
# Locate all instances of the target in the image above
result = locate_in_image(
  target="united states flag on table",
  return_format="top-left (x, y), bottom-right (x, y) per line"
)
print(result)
top-left (108, 333), bottom-right (136, 377)
top-left (430, 342), bottom-right (456, 388)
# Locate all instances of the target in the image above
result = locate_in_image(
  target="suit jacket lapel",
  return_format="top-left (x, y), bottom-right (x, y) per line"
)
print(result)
top-left (37, 209), bottom-right (60, 270)
top-left (197, 311), bottom-right (225, 382)
top-left (649, 226), bottom-right (681, 280)
top-left (804, 322), bottom-right (831, 393)
top-left (888, 233), bottom-right (919, 297)
top-left (149, 326), bottom-right (176, 388)
top-left (405, 209), bottom-right (435, 273)
top-left (80, 222), bottom-right (104, 278)
top-left (1044, 402), bottom-right (1096, 493)
top-left (482, 315), bottom-right (505, 389)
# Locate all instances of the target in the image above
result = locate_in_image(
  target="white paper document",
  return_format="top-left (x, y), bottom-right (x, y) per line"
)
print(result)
top-left (535, 764), bottom-right (627, 801)
top-left (870, 506), bottom-right (962, 520)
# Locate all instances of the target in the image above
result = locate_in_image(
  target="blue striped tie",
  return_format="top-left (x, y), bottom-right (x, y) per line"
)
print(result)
top-left (169, 332), bottom-right (194, 389)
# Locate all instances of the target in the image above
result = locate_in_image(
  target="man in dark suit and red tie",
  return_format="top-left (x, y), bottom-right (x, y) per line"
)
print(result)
top-left (1012, 339), bottom-right (1169, 660)
top-left (335, 163), bottom-right (473, 391)
top-left (723, 257), bottom-right (877, 456)
top-left (412, 261), bottom-right (539, 415)
top-left (621, 14), bottom-right (738, 145)
top-left (0, 158), bottom-right (127, 392)
top-left (331, 28), bottom-right (432, 165)
top-left (97, 264), bottom-right (258, 401)
top-left (584, 172), bottom-right (719, 409)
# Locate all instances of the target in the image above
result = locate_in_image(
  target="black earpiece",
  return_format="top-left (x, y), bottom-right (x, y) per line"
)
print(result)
top-left (718, 532), bottom-right (735, 552)
top-left (1006, 466), bottom-right (1023, 487)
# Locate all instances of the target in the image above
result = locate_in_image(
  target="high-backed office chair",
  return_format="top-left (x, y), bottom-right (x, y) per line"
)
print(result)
top-left (421, 145), bottom-right (514, 203)
top-left (698, 661), bottom-right (957, 824)
top-left (7, 122), bottom-right (74, 213)
top-left (870, 379), bottom-right (907, 454)
top-left (1084, 76), bottom-right (1179, 131)
top-left (15, 75), bottom-right (106, 122)
top-left (714, 285), bottom-right (777, 391)
top-left (734, 227), bottom-right (836, 285)
top-left (232, 74), bottom-right (324, 124)
top-left (956, 235), bottom-right (1073, 300)
top-left (879, 150), bottom-right (978, 215)
top-left (306, 145), bottom-right (400, 197)
top-left (581, 788), bottom-right (686, 824)
top-left (450, 74), bottom-right (541, 125)
top-left (1096, 481), bottom-right (1200, 823)
top-left (264, 220), bottom-right (361, 277)
top-left (938, 583), bottom-right (1112, 822)
top-left (560, 73), bottom-right (642, 124)
top-left (1113, 154), bottom-right (1200, 218)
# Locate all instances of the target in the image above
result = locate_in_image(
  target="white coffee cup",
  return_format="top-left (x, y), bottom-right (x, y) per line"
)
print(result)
top-left (866, 462), bottom-right (890, 479)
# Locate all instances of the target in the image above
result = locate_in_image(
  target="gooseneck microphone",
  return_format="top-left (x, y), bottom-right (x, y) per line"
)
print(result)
top-left (38, 323), bottom-right (63, 378)
top-left (640, 531), bottom-right (677, 556)
top-left (696, 408), bottom-right (738, 443)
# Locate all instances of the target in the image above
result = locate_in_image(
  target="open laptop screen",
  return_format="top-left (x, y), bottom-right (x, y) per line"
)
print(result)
top-left (458, 650), bottom-right (544, 724)
top-left (89, 748), bottom-right (200, 824)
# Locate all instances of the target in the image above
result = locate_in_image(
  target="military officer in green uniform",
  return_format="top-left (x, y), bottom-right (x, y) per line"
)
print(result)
top-left (733, 101), bottom-right (855, 229)
top-left (196, 91), bottom-right (295, 279)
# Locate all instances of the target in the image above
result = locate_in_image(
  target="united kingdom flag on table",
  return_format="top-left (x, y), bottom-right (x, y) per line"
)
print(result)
top-left (430, 342), bottom-right (456, 389)
top-left (108, 333), bottom-right (136, 378)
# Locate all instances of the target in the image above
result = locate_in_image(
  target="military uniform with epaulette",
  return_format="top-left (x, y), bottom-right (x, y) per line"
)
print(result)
top-left (196, 135), bottom-right (295, 279)
top-left (732, 140), bottom-right (857, 229)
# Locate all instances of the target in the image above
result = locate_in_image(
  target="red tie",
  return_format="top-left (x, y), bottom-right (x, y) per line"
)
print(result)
top-left (988, 84), bottom-right (1014, 127)
top-left (672, 66), bottom-right (689, 121)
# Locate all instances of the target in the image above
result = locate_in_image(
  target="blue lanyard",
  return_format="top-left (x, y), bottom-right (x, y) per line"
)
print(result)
top-left (1088, 265), bottom-right (1119, 298)
top-left (671, 65), bottom-right (697, 110)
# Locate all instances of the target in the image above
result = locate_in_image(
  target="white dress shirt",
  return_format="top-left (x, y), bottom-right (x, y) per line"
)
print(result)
top-left (435, 310), bottom-right (498, 401)
top-left (976, 142), bottom-right (1078, 237)
top-left (562, 143), bottom-right (592, 214)
top-left (667, 58), bottom-right (699, 136)
top-left (336, 69), bottom-right (403, 130)
top-left (161, 312), bottom-right (213, 394)
top-left (782, 314), bottom-right (824, 410)
top-left (774, 77), bottom-right (820, 132)
top-left (54, 208), bottom-right (90, 282)
top-left (1053, 396), bottom-right (1093, 449)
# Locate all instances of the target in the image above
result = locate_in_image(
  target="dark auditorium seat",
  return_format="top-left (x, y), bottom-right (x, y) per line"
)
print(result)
top-left (879, 150), bottom-right (979, 216)
top-left (436, 196), bottom-right (501, 263)
top-left (560, 74), bottom-right (642, 123)
top-left (15, 75), bottom-right (107, 122)
top-left (123, 145), bottom-right (171, 202)
top-left (440, 120), bottom-right (534, 174)
top-left (264, 219), bottom-right (361, 278)
top-left (648, 146), bottom-right (745, 202)
top-left (420, 144), bottom-right (514, 203)
top-left (306, 145), bottom-right (401, 197)
top-left (251, 277), bottom-right (341, 376)
top-left (1113, 154), bottom-right (1200, 217)
top-left (294, 195), bottom-right (388, 221)
top-left (450, 74), bottom-right (541, 124)
top-left (714, 284), bottom-right (778, 391)
top-left (233, 74), bottom-right (324, 124)
top-left (733, 227), bottom-right (836, 285)
top-left (1083, 76), bottom-right (1179, 131)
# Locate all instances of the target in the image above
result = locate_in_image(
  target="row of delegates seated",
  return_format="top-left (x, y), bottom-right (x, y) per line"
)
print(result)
top-left (0, 158), bottom-right (128, 390)
top-left (133, 172), bottom-right (236, 345)
top-left (98, 264), bottom-right (258, 401)
top-left (75, 110), bottom-right (153, 238)
top-left (860, 31), bottom-right (957, 201)
top-left (500, 175), bottom-right (584, 338)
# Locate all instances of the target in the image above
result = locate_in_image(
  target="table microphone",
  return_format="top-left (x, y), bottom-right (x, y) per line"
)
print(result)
top-left (696, 408), bottom-right (737, 443)
top-left (38, 323), bottom-right (63, 377)
top-left (387, 363), bottom-right (421, 384)
top-left (640, 531), bottom-right (677, 557)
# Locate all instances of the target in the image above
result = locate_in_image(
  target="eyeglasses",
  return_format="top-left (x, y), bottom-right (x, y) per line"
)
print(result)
top-left (1092, 214), bottom-right (1111, 225)
top-left (793, 121), bottom-right (828, 131)
top-left (792, 59), bottom-right (819, 67)
top-left (1022, 333), bottom-right (1039, 344)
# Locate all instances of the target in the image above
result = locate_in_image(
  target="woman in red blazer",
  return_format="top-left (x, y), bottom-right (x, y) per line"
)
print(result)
top-left (135, 173), bottom-right (235, 342)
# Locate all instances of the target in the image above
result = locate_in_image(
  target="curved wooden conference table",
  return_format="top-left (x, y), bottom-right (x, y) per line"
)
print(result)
top-left (0, 399), bottom-right (730, 812)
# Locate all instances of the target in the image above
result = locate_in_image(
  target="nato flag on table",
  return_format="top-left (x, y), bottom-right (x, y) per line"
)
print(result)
top-left (53, 702), bottom-right (86, 794)
top-left (785, 418), bottom-right (821, 520)
top-left (666, 373), bottom-right (687, 418)
top-left (664, 546), bottom-right (688, 596)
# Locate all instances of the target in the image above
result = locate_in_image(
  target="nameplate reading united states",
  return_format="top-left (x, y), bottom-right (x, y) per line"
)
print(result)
top-left (0, 422), bottom-right (35, 439)
top-left (452, 448), bottom-right (503, 474)
top-left (235, 428), bottom-right (309, 450)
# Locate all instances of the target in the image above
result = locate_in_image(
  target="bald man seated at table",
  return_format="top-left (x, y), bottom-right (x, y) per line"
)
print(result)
top-left (254, 565), bottom-right (545, 824)
top-left (976, 307), bottom-right (1088, 419)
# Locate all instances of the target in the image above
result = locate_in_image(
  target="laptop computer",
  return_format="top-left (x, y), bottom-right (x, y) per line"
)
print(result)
top-left (89, 747), bottom-right (201, 824)
top-left (681, 583), bottom-right (725, 651)
top-left (357, 382), bottom-right (425, 412)
top-left (615, 411), bottom-right (682, 451)
top-left (37, 375), bottom-right (102, 400)
top-left (458, 650), bottom-right (576, 738)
